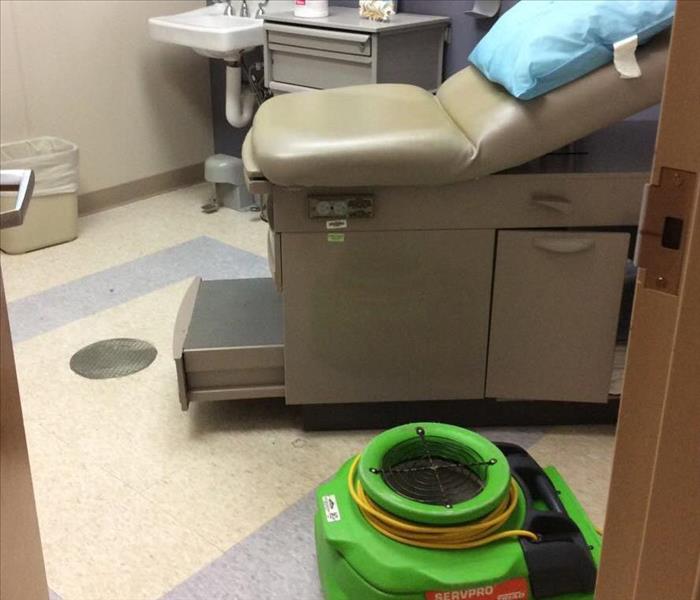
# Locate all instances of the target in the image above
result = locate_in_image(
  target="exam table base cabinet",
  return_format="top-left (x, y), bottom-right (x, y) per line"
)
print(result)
top-left (173, 173), bottom-right (642, 409)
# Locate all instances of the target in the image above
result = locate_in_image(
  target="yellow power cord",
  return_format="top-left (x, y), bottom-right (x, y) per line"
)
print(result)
top-left (348, 455), bottom-right (539, 550)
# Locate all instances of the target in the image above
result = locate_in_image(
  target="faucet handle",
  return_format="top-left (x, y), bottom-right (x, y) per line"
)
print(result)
top-left (255, 0), bottom-right (269, 19)
top-left (216, 0), bottom-right (234, 16)
top-left (240, 0), bottom-right (250, 18)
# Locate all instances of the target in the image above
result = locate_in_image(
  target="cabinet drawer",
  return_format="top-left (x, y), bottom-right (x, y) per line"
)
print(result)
top-left (173, 278), bottom-right (285, 410)
top-left (266, 23), bottom-right (371, 56)
top-left (271, 174), bottom-right (647, 234)
top-left (268, 45), bottom-right (373, 89)
top-left (486, 231), bottom-right (629, 403)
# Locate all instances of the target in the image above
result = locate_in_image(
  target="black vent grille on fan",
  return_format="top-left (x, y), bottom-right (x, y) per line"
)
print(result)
top-left (371, 427), bottom-right (496, 508)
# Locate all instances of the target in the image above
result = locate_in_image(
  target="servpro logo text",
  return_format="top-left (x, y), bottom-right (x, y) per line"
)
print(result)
top-left (425, 578), bottom-right (529, 600)
top-left (430, 587), bottom-right (494, 599)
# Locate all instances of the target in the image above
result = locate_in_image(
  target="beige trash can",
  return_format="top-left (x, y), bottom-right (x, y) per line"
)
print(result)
top-left (0, 137), bottom-right (79, 254)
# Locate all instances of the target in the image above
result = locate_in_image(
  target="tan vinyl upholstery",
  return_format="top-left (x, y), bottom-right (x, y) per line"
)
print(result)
top-left (242, 135), bottom-right (263, 181)
top-left (437, 32), bottom-right (669, 180)
top-left (250, 84), bottom-right (475, 187)
top-left (247, 32), bottom-right (669, 188)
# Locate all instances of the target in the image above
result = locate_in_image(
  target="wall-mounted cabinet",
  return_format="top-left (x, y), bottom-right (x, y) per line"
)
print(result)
top-left (263, 7), bottom-right (449, 94)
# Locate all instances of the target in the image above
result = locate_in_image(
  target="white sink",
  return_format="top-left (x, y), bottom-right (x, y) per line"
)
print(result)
top-left (149, 2), bottom-right (294, 127)
top-left (148, 4), bottom-right (264, 60)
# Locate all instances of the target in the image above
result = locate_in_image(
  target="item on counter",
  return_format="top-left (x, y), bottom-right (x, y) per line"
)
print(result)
top-left (294, 0), bottom-right (330, 18)
top-left (359, 0), bottom-right (397, 22)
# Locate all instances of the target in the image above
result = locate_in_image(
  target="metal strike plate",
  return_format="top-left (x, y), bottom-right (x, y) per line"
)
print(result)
top-left (309, 195), bottom-right (374, 219)
top-left (636, 167), bottom-right (697, 295)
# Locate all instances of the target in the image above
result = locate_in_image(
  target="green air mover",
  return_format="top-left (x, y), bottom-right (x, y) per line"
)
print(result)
top-left (315, 423), bottom-right (601, 600)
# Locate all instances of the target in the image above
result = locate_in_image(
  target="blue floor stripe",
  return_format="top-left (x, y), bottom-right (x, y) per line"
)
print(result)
top-left (8, 236), bottom-right (269, 343)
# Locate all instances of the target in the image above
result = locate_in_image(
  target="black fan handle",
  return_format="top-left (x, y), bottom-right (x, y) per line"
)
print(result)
top-left (531, 472), bottom-right (566, 514)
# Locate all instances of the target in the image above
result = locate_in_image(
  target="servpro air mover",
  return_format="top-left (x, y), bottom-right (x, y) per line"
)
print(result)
top-left (315, 423), bottom-right (601, 600)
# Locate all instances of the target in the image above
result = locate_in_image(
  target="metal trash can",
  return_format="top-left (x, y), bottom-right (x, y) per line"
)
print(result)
top-left (0, 137), bottom-right (79, 254)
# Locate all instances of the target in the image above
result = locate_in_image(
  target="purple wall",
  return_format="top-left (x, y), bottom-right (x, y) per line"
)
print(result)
top-left (331, 0), bottom-right (518, 77)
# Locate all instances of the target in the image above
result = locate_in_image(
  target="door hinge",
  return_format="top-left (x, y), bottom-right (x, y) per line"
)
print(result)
top-left (636, 167), bottom-right (697, 295)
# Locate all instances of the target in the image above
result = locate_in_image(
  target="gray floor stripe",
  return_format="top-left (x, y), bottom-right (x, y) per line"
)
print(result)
top-left (49, 589), bottom-right (62, 600)
top-left (160, 429), bottom-right (546, 600)
top-left (8, 236), bottom-right (269, 343)
top-left (161, 491), bottom-right (321, 600)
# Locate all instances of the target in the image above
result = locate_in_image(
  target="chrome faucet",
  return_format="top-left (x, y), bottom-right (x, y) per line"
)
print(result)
top-left (239, 0), bottom-right (250, 17)
top-left (214, 0), bottom-right (235, 16)
top-left (255, 0), bottom-right (270, 19)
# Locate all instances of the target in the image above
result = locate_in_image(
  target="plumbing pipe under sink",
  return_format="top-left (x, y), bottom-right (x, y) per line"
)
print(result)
top-left (225, 60), bottom-right (256, 128)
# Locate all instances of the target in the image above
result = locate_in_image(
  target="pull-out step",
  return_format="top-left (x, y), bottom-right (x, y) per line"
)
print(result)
top-left (174, 277), bottom-right (284, 410)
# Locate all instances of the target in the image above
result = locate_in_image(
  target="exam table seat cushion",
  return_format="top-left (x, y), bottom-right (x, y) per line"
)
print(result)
top-left (248, 32), bottom-right (668, 188)
top-left (249, 84), bottom-right (475, 187)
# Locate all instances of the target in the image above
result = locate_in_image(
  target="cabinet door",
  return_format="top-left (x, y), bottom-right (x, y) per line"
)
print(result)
top-left (283, 230), bottom-right (495, 405)
top-left (486, 231), bottom-right (629, 403)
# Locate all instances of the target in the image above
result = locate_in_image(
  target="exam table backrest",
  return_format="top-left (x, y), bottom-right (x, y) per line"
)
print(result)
top-left (437, 31), bottom-right (670, 181)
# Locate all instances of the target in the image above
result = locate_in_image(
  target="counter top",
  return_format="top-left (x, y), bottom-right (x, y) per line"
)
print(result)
top-left (264, 6), bottom-right (450, 34)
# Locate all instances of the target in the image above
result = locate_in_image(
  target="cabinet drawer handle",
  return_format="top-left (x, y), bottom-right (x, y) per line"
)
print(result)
top-left (269, 81), bottom-right (315, 94)
top-left (532, 238), bottom-right (595, 254)
top-left (266, 23), bottom-right (370, 45)
top-left (532, 195), bottom-right (573, 214)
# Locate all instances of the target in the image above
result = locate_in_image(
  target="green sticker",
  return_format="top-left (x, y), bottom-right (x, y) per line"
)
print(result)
top-left (327, 233), bottom-right (345, 243)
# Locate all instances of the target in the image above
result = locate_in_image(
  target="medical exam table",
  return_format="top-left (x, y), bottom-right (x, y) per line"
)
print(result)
top-left (174, 31), bottom-right (669, 426)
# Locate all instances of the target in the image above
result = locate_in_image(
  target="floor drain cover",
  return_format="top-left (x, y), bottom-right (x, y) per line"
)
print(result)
top-left (70, 338), bottom-right (157, 380)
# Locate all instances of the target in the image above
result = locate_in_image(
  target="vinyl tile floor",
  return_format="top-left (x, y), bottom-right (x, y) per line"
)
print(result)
top-left (1, 184), bottom-right (617, 600)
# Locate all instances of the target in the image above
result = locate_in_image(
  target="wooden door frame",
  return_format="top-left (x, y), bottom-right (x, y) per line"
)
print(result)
top-left (0, 263), bottom-right (49, 600)
top-left (596, 2), bottom-right (700, 598)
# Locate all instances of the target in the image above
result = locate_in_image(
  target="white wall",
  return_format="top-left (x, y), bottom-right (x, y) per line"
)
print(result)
top-left (0, 0), bottom-right (213, 195)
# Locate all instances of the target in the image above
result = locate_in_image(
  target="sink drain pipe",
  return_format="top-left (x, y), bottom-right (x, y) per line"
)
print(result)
top-left (225, 57), bottom-right (256, 128)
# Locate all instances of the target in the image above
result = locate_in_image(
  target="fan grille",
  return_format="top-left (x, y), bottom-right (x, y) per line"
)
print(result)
top-left (373, 427), bottom-right (495, 508)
